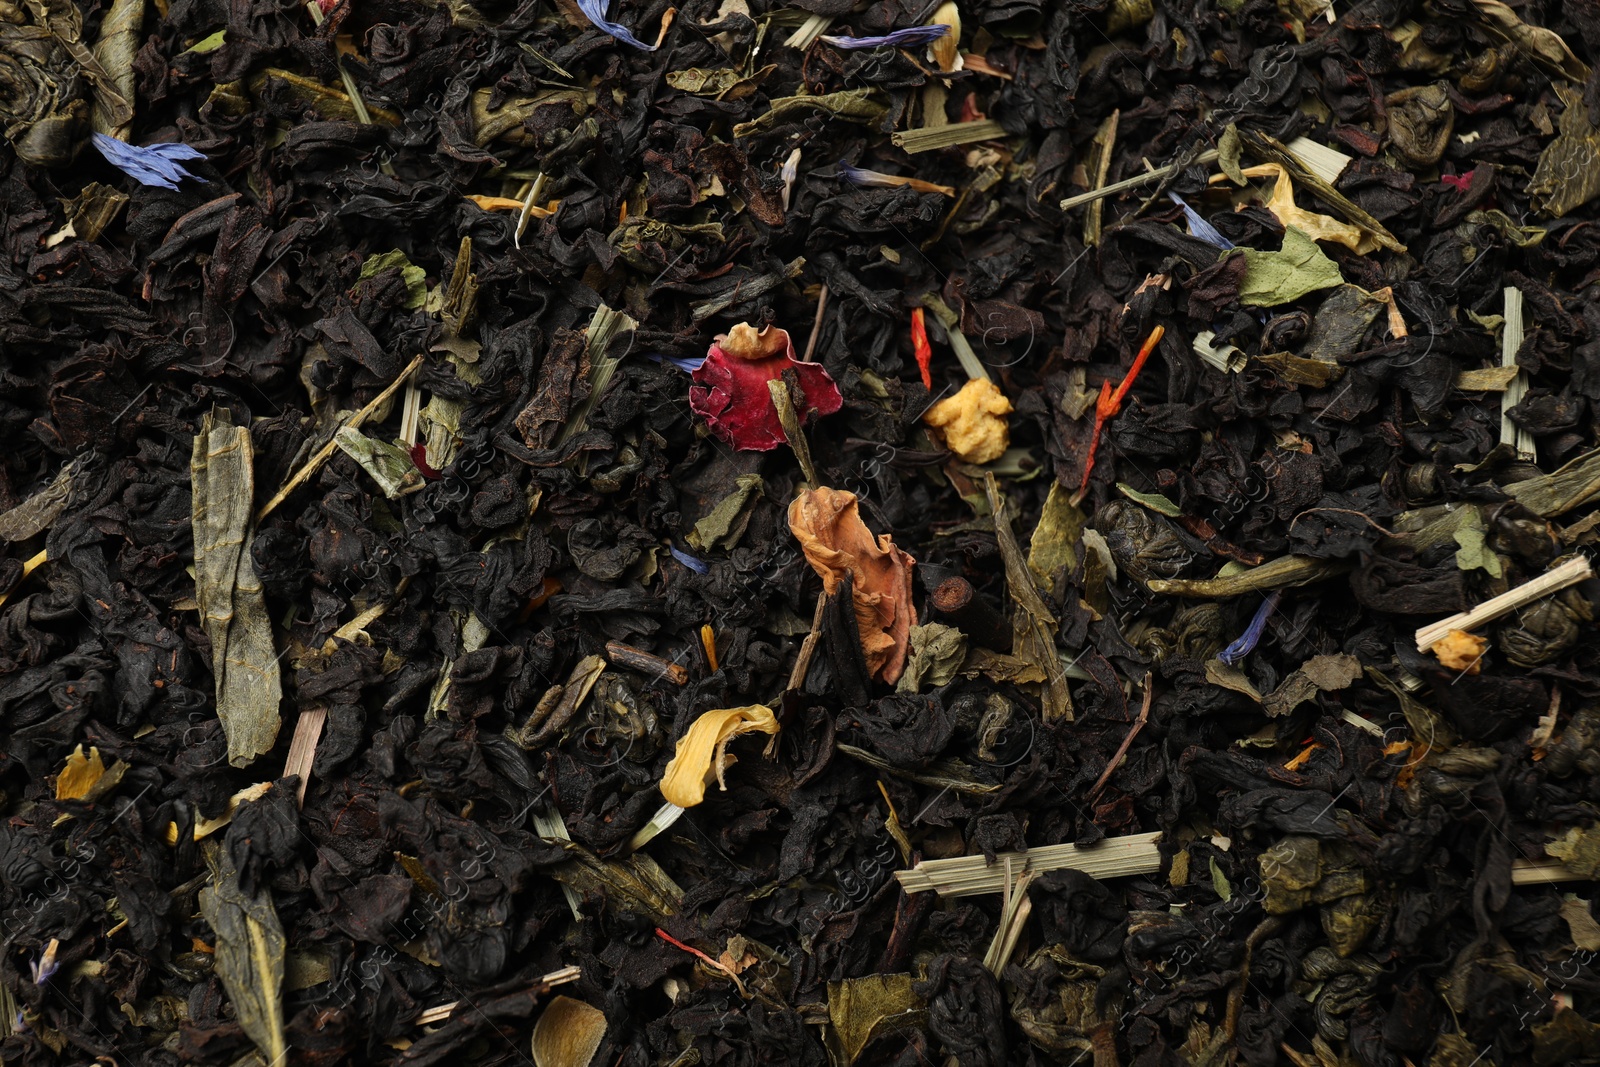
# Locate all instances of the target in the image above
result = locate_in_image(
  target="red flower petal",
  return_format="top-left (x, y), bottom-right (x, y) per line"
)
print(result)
top-left (689, 324), bottom-right (843, 451)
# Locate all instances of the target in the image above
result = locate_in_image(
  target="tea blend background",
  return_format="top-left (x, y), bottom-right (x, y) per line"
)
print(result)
top-left (10, 0), bottom-right (1600, 1062)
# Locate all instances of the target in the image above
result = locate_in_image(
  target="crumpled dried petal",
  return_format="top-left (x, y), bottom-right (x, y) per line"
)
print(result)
top-left (788, 487), bottom-right (917, 684)
top-left (660, 705), bottom-right (781, 807)
top-left (923, 377), bottom-right (1013, 463)
top-left (55, 744), bottom-right (105, 801)
top-left (1433, 629), bottom-right (1487, 673)
top-left (689, 323), bottom-right (843, 451)
top-left (1227, 163), bottom-right (1375, 254)
top-left (576, 0), bottom-right (658, 50)
top-left (92, 133), bottom-right (207, 189)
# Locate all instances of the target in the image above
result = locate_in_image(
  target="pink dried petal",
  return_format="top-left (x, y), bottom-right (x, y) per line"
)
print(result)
top-left (689, 324), bottom-right (843, 451)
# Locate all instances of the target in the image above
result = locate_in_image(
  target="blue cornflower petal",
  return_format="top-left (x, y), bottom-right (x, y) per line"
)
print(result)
top-left (576, 0), bottom-right (658, 50)
top-left (92, 134), bottom-right (208, 191)
top-left (669, 546), bottom-right (708, 574)
top-left (1218, 590), bottom-right (1281, 666)
top-left (1169, 193), bottom-right (1234, 250)
top-left (819, 25), bottom-right (950, 49)
top-left (647, 352), bottom-right (706, 373)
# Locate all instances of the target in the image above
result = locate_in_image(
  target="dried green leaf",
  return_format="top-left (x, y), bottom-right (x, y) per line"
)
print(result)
top-left (666, 64), bottom-right (774, 99)
top-left (1530, 86), bottom-right (1600, 218)
top-left (1548, 826), bottom-right (1600, 878)
top-left (1254, 351), bottom-right (1344, 387)
top-left (891, 119), bottom-right (1006, 155)
top-left (1115, 483), bottom-right (1182, 518)
top-left (90, 0), bottom-right (141, 136)
top-left (191, 409), bottom-right (282, 767)
top-left (58, 182), bottom-right (127, 242)
top-left (1205, 658), bottom-right (1262, 701)
top-left (198, 842), bottom-right (286, 1066)
top-left (1453, 526), bottom-right (1504, 578)
top-left (827, 974), bottom-right (925, 1066)
top-left (1147, 555), bottom-right (1349, 597)
top-left (1561, 898), bottom-right (1600, 952)
top-left (178, 29), bottom-right (226, 55)
top-left (1263, 653), bottom-right (1362, 718)
top-left (358, 250), bottom-right (427, 309)
top-left (688, 474), bottom-right (765, 552)
top-left (1209, 857), bottom-right (1232, 902)
top-left (0, 458), bottom-right (78, 542)
top-left (733, 89), bottom-right (885, 138)
top-left (559, 304), bottom-right (638, 446)
top-left (896, 623), bottom-right (968, 693)
top-left (1234, 227), bottom-right (1344, 307)
top-left (333, 427), bottom-right (423, 499)
top-left (984, 474), bottom-right (1072, 721)
top-left (1467, 0), bottom-right (1588, 83)
top-left (1218, 123), bottom-right (1246, 185)
top-left (1026, 482), bottom-right (1083, 592)
top-left (548, 841), bottom-right (683, 922)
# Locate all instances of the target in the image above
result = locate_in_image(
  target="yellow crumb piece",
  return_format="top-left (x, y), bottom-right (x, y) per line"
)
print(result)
top-left (1433, 629), bottom-right (1487, 673)
top-left (924, 377), bottom-right (1013, 464)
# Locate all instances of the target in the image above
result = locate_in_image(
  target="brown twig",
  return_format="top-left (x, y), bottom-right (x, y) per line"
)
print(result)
top-left (1086, 681), bottom-right (1154, 804)
top-left (801, 284), bottom-right (828, 362)
top-left (605, 641), bottom-right (689, 685)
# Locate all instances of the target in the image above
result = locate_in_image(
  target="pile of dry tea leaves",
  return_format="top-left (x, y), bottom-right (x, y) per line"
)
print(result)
top-left (12, 0), bottom-right (1600, 1062)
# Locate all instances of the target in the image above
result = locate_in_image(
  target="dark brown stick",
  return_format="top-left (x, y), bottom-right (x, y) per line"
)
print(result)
top-left (929, 576), bottom-right (1012, 651)
top-left (605, 641), bottom-right (689, 685)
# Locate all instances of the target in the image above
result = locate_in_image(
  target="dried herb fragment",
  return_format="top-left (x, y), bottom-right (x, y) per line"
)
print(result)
top-left (1234, 227), bottom-right (1343, 306)
top-left (192, 409), bottom-right (283, 768)
top-left (827, 974), bottom-right (925, 1066)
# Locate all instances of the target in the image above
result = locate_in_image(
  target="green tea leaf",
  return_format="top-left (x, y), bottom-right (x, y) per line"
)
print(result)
top-left (191, 409), bottom-right (282, 767)
top-left (985, 474), bottom-right (1073, 721)
top-left (1116, 483), bottom-right (1182, 518)
top-left (333, 427), bottom-right (423, 499)
top-left (1454, 526), bottom-right (1504, 578)
top-left (199, 840), bottom-right (286, 1066)
top-left (179, 29), bottom-right (226, 55)
top-left (827, 974), bottom-right (925, 1066)
top-left (687, 474), bottom-right (764, 552)
top-left (1027, 481), bottom-right (1083, 592)
top-left (1210, 857), bottom-right (1232, 902)
top-left (733, 89), bottom-right (885, 138)
top-left (1234, 227), bottom-right (1344, 307)
top-left (358, 250), bottom-right (427, 309)
top-left (896, 623), bottom-right (968, 693)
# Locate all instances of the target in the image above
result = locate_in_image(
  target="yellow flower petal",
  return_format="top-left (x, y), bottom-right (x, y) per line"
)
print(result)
top-left (660, 706), bottom-right (780, 807)
top-left (56, 744), bottom-right (105, 801)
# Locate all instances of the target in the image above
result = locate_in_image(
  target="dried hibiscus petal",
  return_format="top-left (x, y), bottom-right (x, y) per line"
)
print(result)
top-left (689, 323), bottom-right (843, 451)
top-left (788, 486), bottom-right (917, 684)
